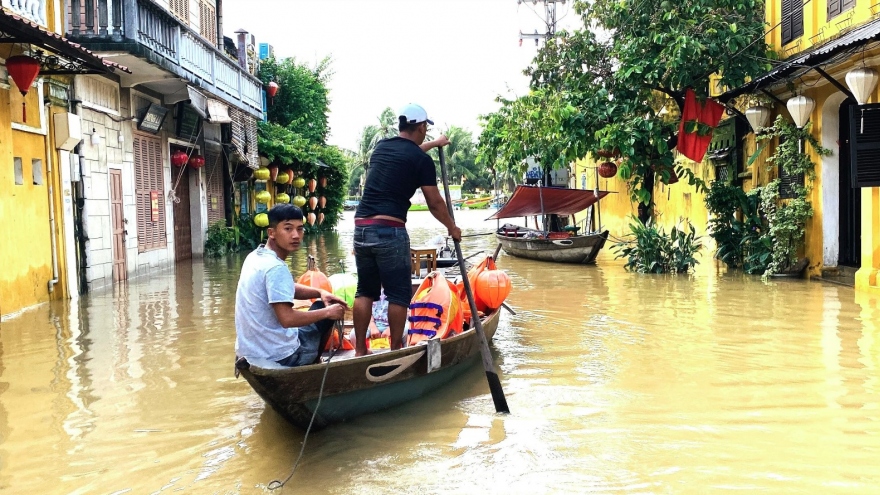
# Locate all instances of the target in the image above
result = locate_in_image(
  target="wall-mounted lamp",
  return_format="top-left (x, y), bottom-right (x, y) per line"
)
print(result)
top-left (89, 128), bottom-right (100, 146)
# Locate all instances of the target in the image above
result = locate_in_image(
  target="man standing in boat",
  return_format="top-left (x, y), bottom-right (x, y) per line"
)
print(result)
top-left (352, 103), bottom-right (461, 356)
top-left (235, 204), bottom-right (348, 367)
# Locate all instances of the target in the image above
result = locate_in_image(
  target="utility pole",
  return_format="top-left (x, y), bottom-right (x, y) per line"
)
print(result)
top-left (518, 0), bottom-right (565, 46)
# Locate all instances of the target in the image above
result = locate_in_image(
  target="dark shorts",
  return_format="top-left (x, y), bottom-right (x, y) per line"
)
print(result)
top-left (353, 225), bottom-right (411, 308)
top-left (275, 301), bottom-right (335, 367)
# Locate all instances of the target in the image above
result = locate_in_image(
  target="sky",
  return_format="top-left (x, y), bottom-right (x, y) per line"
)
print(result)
top-left (222, 0), bottom-right (583, 151)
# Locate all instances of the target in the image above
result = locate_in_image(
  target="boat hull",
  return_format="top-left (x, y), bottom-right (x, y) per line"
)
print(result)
top-left (495, 231), bottom-right (608, 264)
top-left (237, 310), bottom-right (501, 429)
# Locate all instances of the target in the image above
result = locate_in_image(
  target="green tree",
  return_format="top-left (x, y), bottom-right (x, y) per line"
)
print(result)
top-left (429, 126), bottom-right (492, 193)
top-left (478, 0), bottom-right (770, 221)
top-left (347, 108), bottom-right (399, 195)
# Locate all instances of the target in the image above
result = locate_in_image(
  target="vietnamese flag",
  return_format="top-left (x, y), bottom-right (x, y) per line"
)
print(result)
top-left (676, 88), bottom-right (725, 163)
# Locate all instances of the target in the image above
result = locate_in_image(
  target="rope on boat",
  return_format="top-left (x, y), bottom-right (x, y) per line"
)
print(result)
top-left (267, 320), bottom-right (345, 491)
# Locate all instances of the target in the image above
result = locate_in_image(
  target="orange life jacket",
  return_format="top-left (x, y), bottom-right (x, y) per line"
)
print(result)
top-left (407, 271), bottom-right (463, 346)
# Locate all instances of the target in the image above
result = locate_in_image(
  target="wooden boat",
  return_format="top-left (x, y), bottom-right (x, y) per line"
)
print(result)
top-left (235, 309), bottom-right (501, 430)
top-left (496, 224), bottom-right (608, 264)
top-left (489, 185), bottom-right (610, 264)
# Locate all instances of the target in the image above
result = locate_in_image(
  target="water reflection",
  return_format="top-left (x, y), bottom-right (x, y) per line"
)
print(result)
top-left (0, 210), bottom-right (879, 493)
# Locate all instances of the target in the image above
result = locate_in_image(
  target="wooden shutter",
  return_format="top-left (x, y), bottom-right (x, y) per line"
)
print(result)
top-left (134, 133), bottom-right (168, 252)
top-left (828, 0), bottom-right (842, 19)
top-left (205, 151), bottom-right (226, 225)
top-left (782, 0), bottom-right (803, 44)
top-left (199, 0), bottom-right (217, 45)
top-left (849, 103), bottom-right (880, 188)
top-left (170, 0), bottom-right (188, 21)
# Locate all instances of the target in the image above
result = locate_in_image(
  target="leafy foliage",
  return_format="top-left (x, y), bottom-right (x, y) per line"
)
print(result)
top-left (204, 221), bottom-right (236, 258)
top-left (259, 57), bottom-right (332, 144)
top-left (704, 180), bottom-right (769, 274)
top-left (612, 217), bottom-right (703, 273)
top-left (478, 0), bottom-right (769, 212)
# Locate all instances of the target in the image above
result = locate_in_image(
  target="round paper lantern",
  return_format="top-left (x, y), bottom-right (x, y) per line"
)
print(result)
top-left (786, 95), bottom-right (814, 128)
top-left (319, 176), bottom-right (328, 188)
top-left (745, 106), bottom-right (771, 133)
top-left (598, 161), bottom-right (618, 178)
top-left (475, 267), bottom-right (512, 309)
top-left (319, 196), bottom-right (326, 209)
top-left (188, 155), bottom-right (205, 168)
top-left (845, 67), bottom-right (878, 105)
top-left (276, 171), bottom-right (290, 184)
top-left (171, 149), bottom-right (188, 167)
top-left (328, 273), bottom-right (358, 307)
top-left (286, 170), bottom-right (295, 184)
top-left (254, 213), bottom-right (269, 227)
top-left (267, 81), bottom-right (280, 98)
top-left (308, 179), bottom-right (317, 193)
top-left (292, 195), bottom-right (307, 207)
top-left (292, 177), bottom-right (306, 189)
top-left (255, 190), bottom-right (271, 204)
top-left (275, 192), bottom-right (290, 204)
top-left (307, 212), bottom-right (316, 226)
top-left (6, 55), bottom-right (40, 122)
top-left (309, 196), bottom-right (318, 210)
top-left (253, 167), bottom-right (270, 181)
top-left (318, 212), bottom-right (325, 225)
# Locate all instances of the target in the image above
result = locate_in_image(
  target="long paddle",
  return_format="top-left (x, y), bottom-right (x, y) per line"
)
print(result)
top-left (438, 147), bottom-right (510, 414)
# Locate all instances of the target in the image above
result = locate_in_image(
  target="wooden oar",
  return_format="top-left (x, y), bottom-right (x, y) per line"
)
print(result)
top-left (438, 147), bottom-right (510, 414)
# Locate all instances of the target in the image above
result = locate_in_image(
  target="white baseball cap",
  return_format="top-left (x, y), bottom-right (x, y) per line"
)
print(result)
top-left (398, 103), bottom-right (434, 125)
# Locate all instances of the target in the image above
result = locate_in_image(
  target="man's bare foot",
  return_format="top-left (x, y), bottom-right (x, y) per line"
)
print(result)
top-left (354, 348), bottom-right (372, 357)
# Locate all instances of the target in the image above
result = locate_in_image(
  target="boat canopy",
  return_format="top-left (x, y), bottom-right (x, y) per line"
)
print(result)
top-left (487, 185), bottom-right (609, 220)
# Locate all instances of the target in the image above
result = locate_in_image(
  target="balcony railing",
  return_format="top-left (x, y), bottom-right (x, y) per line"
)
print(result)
top-left (67, 0), bottom-right (262, 117)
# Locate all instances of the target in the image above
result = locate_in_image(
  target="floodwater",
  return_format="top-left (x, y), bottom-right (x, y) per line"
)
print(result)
top-left (1, 209), bottom-right (879, 494)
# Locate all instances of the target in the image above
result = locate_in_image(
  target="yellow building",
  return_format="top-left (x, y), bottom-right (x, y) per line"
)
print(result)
top-left (0, 5), bottom-right (128, 318)
top-left (721, 2), bottom-right (880, 294)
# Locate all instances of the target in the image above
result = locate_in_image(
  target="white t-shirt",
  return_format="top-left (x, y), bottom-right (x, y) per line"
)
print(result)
top-left (235, 246), bottom-right (299, 361)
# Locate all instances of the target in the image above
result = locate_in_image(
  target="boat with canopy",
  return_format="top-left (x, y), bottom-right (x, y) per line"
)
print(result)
top-left (489, 185), bottom-right (610, 264)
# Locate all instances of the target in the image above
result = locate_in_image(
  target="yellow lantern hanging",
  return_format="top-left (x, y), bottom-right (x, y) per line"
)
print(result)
top-left (255, 190), bottom-right (271, 204)
top-left (275, 193), bottom-right (290, 204)
top-left (292, 195), bottom-right (307, 207)
top-left (254, 213), bottom-right (269, 227)
top-left (276, 172), bottom-right (290, 184)
top-left (292, 177), bottom-right (306, 189)
top-left (254, 167), bottom-right (270, 181)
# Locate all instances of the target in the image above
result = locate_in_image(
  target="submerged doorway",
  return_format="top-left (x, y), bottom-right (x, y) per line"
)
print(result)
top-left (839, 100), bottom-right (861, 267)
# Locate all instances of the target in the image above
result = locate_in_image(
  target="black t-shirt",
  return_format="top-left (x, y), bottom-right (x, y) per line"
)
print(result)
top-left (355, 137), bottom-right (436, 222)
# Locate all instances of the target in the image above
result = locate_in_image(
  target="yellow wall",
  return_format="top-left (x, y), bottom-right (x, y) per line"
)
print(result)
top-left (0, 90), bottom-right (55, 316)
top-left (572, 156), bottom-right (715, 252)
top-left (768, 0), bottom-right (877, 54)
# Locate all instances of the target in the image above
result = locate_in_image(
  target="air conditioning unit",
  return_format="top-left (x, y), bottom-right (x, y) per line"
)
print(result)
top-left (53, 113), bottom-right (82, 151)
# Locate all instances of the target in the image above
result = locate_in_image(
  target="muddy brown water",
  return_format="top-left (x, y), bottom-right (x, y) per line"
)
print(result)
top-left (1, 209), bottom-right (879, 494)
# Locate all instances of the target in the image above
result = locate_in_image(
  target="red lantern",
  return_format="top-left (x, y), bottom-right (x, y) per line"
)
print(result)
top-left (319, 176), bottom-right (328, 188)
top-left (6, 55), bottom-right (41, 123)
top-left (308, 179), bottom-right (317, 193)
top-left (475, 265), bottom-right (512, 309)
top-left (319, 196), bottom-right (326, 209)
top-left (171, 149), bottom-right (188, 167)
top-left (268, 165), bottom-right (279, 181)
top-left (267, 81), bottom-right (280, 98)
top-left (188, 155), bottom-right (205, 168)
top-left (598, 161), bottom-right (618, 178)
top-left (308, 196), bottom-right (318, 210)
top-left (307, 212), bottom-right (316, 226)
top-left (286, 169), bottom-right (295, 184)
top-left (318, 212), bottom-right (325, 225)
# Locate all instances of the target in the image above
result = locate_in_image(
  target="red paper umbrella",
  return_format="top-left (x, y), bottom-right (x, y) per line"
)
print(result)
top-left (6, 55), bottom-right (41, 123)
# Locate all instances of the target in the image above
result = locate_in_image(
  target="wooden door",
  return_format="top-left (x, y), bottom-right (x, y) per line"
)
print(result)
top-left (173, 167), bottom-right (193, 261)
top-left (205, 152), bottom-right (226, 225)
top-left (839, 101), bottom-right (861, 267)
top-left (110, 169), bottom-right (128, 281)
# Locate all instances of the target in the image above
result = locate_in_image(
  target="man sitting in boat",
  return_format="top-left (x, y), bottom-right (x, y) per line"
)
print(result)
top-left (235, 204), bottom-right (348, 367)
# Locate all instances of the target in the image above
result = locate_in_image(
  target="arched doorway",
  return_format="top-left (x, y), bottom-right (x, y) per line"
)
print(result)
top-left (820, 92), bottom-right (861, 268)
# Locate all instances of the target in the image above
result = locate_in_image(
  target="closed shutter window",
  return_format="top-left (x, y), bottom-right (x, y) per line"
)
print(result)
top-left (782, 0), bottom-right (804, 45)
top-left (850, 103), bottom-right (880, 188)
top-left (828, 0), bottom-right (856, 20)
top-left (199, 0), bottom-right (217, 45)
top-left (205, 152), bottom-right (226, 225)
top-left (170, 0), bottom-right (188, 21)
top-left (134, 134), bottom-right (168, 252)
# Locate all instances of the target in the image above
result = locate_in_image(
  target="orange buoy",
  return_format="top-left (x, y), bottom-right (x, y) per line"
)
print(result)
top-left (407, 271), bottom-right (463, 346)
top-left (475, 263), bottom-right (512, 309)
top-left (296, 255), bottom-right (332, 301)
top-left (458, 256), bottom-right (492, 322)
